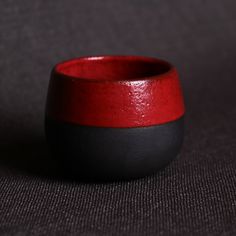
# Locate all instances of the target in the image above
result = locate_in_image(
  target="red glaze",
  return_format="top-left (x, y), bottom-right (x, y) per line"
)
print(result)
top-left (46, 56), bottom-right (185, 128)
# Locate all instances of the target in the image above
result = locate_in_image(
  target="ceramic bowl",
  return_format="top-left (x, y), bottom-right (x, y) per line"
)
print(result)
top-left (45, 55), bottom-right (185, 181)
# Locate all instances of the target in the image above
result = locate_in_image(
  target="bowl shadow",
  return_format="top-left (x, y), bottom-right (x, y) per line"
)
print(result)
top-left (0, 132), bottom-right (136, 183)
top-left (0, 134), bottom-right (62, 179)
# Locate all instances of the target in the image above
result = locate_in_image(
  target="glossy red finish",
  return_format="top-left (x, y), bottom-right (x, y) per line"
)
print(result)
top-left (46, 56), bottom-right (185, 128)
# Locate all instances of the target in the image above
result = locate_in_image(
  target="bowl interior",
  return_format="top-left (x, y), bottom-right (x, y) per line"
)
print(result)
top-left (55, 56), bottom-right (171, 81)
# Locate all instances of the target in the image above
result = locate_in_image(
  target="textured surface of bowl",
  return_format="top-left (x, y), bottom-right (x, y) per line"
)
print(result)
top-left (45, 55), bottom-right (185, 181)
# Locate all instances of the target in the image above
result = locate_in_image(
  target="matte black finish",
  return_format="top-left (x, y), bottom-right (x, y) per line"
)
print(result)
top-left (45, 117), bottom-right (184, 181)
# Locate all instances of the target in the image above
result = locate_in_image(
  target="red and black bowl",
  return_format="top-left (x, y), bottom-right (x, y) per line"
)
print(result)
top-left (45, 55), bottom-right (185, 181)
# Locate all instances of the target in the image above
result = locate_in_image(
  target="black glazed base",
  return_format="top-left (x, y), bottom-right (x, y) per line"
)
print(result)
top-left (45, 117), bottom-right (184, 181)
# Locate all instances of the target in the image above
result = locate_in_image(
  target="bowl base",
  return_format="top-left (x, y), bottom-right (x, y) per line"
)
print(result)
top-left (45, 117), bottom-right (184, 181)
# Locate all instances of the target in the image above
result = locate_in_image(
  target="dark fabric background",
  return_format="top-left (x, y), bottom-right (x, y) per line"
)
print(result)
top-left (0, 0), bottom-right (236, 235)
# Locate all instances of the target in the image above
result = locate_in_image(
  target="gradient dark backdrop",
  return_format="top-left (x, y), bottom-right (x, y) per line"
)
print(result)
top-left (0, 0), bottom-right (236, 235)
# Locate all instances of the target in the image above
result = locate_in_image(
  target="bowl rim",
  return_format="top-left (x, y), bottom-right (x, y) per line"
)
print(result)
top-left (53, 55), bottom-right (176, 83)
